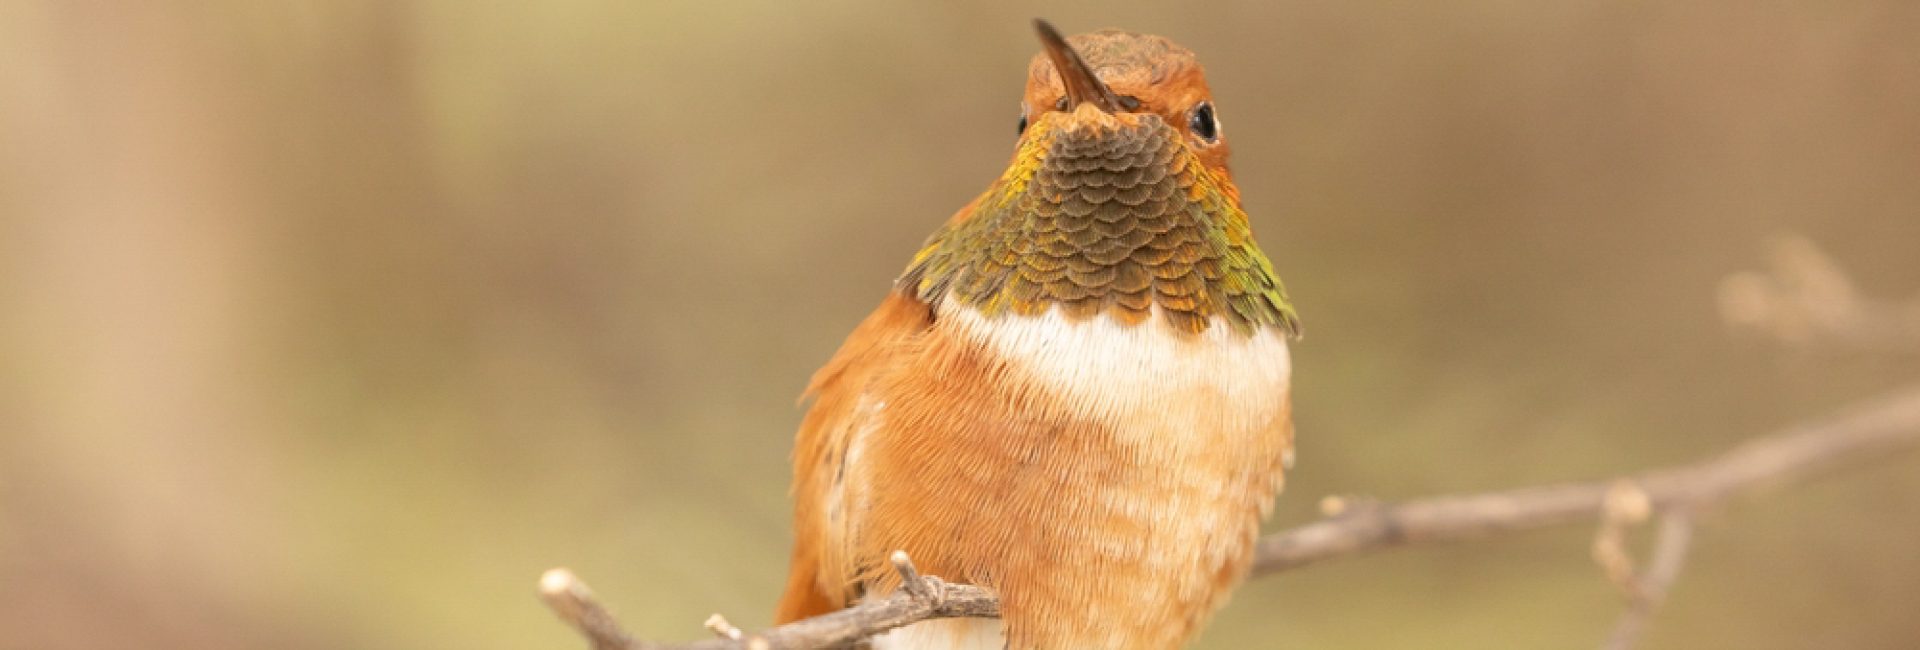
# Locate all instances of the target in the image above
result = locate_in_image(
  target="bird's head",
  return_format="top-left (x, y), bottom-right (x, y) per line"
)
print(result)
top-left (901, 20), bottom-right (1296, 337)
top-left (1015, 20), bottom-right (1233, 189)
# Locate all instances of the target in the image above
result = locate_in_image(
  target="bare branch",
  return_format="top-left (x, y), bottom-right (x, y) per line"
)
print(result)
top-left (1591, 481), bottom-right (1654, 598)
top-left (1251, 383), bottom-right (1920, 576)
top-left (703, 614), bottom-right (744, 642)
top-left (1599, 509), bottom-right (1697, 650)
top-left (735, 574), bottom-right (997, 649)
top-left (540, 569), bottom-right (639, 650)
top-left (541, 553), bottom-right (998, 650)
top-left (543, 383), bottom-right (1920, 649)
top-left (890, 550), bottom-right (932, 602)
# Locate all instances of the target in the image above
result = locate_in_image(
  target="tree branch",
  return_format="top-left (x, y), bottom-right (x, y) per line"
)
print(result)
top-left (540, 568), bottom-right (638, 650)
top-left (1251, 382), bottom-right (1920, 576)
top-left (543, 552), bottom-right (998, 650)
top-left (545, 382), bottom-right (1920, 649)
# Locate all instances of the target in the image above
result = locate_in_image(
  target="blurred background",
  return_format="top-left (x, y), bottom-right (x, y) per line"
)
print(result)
top-left (3, 2), bottom-right (1918, 648)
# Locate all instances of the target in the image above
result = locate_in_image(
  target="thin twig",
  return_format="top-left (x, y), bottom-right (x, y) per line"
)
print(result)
top-left (1591, 481), bottom-right (1653, 598)
top-left (542, 383), bottom-right (1920, 650)
top-left (540, 568), bottom-right (641, 650)
top-left (1719, 235), bottom-right (1920, 354)
top-left (1600, 509), bottom-right (1697, 650)
top-left (890, 550), bottom-right (933, 602)
top-left (703, 614), bottom-right (744, 642)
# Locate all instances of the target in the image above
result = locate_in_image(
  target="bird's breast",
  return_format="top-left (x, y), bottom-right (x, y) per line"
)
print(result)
top-left (885, 301), bottom-right (1294, 647)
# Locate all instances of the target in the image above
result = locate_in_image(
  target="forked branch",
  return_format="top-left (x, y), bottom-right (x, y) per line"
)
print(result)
top-left (543, 552), bottom-right (997, 650)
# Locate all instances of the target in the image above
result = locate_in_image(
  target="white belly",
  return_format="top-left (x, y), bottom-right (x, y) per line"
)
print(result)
top-left (941, 304), bottom-right (1293, 441)
top-left (872, 618), bottom-right (1005, 650)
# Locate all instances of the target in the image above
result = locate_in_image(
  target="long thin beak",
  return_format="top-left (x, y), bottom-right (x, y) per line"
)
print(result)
top-left (1033, 19), bottom-right (1122, 113)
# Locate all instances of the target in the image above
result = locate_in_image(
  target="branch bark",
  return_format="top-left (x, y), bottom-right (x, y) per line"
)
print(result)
top-left (543, 553), bottom-right (997, 650)
top-left (545, 383), bottom-right (1920, 650)
top-left (1252, 382), bottom-right (1920, 576)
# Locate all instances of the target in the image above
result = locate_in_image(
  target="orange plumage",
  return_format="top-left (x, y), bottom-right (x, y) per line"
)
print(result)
top-left (778, 21), bottom-right (1300, 649)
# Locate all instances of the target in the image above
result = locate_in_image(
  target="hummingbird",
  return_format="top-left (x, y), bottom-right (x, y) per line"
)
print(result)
top-left (776, 19), bottom-right (1300, 649)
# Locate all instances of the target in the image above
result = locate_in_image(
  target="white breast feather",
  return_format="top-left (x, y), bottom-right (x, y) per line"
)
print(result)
top-left (941, 304), bottom-right (1293, 435)
top-left (871, 618), bottom-right (1005, 650)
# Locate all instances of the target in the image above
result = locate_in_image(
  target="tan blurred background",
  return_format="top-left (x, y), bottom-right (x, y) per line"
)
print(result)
top-left (3, 2), bottom-right (1918, 648)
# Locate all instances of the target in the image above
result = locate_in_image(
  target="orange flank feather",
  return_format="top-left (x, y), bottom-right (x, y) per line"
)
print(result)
top-left (777, 291), bottom-right (932, 622)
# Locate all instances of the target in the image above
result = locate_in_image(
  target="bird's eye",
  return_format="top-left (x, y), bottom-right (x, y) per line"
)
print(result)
top-left (1017, 104), bottom-right (1029, 135)
top-left (1189, 101), bottom-right (1220, 143)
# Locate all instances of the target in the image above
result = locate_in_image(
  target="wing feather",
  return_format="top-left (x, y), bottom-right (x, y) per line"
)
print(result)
top-left (774, 291), bottom-right (932, 622)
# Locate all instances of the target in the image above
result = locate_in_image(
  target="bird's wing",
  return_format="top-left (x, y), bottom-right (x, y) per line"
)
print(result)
top-left (775, 291), bottom-right (932, 622)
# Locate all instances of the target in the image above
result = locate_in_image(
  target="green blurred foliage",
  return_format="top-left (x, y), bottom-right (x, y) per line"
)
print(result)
top-left (1, 2), bottom-right (1917, 649)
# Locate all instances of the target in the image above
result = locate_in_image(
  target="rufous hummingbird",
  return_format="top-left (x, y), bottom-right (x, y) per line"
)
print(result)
top-left (777, 19), bottom-right (1300, 649)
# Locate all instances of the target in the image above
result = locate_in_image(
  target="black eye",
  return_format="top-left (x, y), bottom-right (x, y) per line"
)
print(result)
top-left (1189, 101), bottom-right (1220, 143)
top-left (1016, 103), bottom-right (1031, 135)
